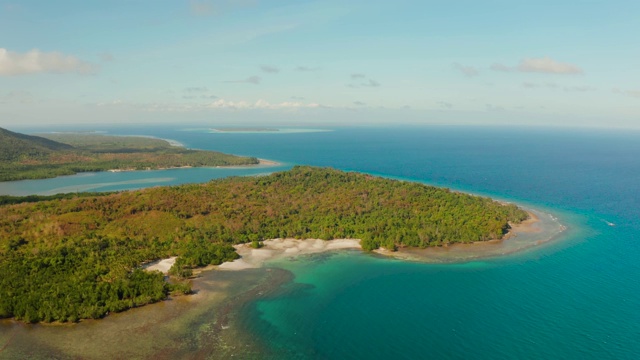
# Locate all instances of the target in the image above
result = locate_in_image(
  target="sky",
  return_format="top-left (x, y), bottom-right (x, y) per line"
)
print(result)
top-left (0, 0), bottom-right (639, 128)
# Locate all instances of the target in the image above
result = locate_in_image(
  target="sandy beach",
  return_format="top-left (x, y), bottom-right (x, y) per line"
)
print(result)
top-left (141, 257), bottom-right (177, 274)
top-left (258, 158), bottom-right (280, 166)
top-left (215, 208), bottom-right (565, 268)
top-left (108, 158), bottom-right (280, 174)
top-left (218, 238), bottom-right (361, 270)
top-left (373, 209), bottom-right (566, 263)
top-left (144, 208), bottom-right (565, 276)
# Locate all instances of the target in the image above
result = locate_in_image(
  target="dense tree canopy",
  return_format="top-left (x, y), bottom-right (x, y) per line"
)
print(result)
top-left (0, 166), bottom-right (528, 323)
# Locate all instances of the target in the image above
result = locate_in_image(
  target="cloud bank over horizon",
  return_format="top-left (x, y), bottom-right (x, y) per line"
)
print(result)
top-left (0, 48), bottom-right (98, 76)
top-left (0, 1), bottom-right (638, 128)
top-left (491, 57), bottom-right (584, 75)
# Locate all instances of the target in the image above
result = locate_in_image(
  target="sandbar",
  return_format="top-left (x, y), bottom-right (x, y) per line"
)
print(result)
top-left (258, 158), bottom-right (280, 166)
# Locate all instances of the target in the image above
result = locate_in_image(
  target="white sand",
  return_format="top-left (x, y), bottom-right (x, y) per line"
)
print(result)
top-left (258, 158), bottom-right (280, 166)
top-left (217, 238), bottom-right (361, 270)
top-left (142, 257), bottom-right (177, 274)
top-left (141, 239), bottom-right (361, 274)
top-left (146, 211), bottom-right (552, 273)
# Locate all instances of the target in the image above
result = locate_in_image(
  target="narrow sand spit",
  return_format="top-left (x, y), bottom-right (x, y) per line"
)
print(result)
top-left (258, 159), bottom-right (280, 166)
top-left (373, 209), bottom-right (565, 263)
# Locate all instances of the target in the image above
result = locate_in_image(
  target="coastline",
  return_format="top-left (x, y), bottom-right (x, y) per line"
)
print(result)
top-left (257, 158), bottom-right (280, 166)
top-left (218, 239), bottom-right (361, 271)
top-left (3, 207), bottom-right (569, 358)
top-left (213, 208), bottom-right (566, 269)
top-left (373, 208), bottom-right (566, 263)
top-left (119, 134), bottom-right (186, 148)
top-left (105, 158), bottom-right (281, 173)
top-left (141, 257), bottom-right (177, 273)
top-left (213, 158), bottom-right (281, 169)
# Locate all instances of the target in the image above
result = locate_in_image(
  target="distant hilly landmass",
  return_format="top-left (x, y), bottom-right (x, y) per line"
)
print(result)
top-left (0, 127), bottom-right (259, 181)
top-left (0, 127), bottom-right (73, 161)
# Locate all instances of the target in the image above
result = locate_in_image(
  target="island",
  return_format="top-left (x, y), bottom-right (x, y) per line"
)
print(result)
top-left (0, 127), bottom-right (259, 182)
top-left (0, 166), bottom-right (529, 323)
top-left (210, 127), bottom-right (280, 133)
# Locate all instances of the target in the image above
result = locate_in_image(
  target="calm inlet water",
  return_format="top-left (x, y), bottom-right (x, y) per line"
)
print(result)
top-left (1, 126), bottom-right (639, 359)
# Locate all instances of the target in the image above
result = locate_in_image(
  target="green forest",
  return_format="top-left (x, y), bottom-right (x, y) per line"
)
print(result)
top-left (0, 128), bottom-right (259, 181)
top-left (0, 166), bottom-right (528, 323)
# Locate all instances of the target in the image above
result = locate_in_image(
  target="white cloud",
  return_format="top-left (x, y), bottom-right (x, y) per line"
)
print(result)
top-left (184, 86), bottom-right (209, 92)
top-left (523, 82), bottom-right (595, 92)
top-left (519, 57), bottom-right (583, 74)
top-left (490, 63), bottom-right (511, 72)
top-left (437, 101), bottom-right (453, 109)
top-left (0, 48), bottom-right (98, 76)
top-left (347, 74), bottom-right (381, 88)
top-left (295, 66), bottom-right (321, 72)
top-left (190, 0), bottom-right (214, 15)
top-left (224, 75), bottom-right (261, 84)
top-left (522, 82), bottom-right (559, 89)
top-left (98, 52), bottom-right (115, 62)
top-left (613, 88), bottom-right (640, 98)
top-left (564, 85), bottom-right (595, 92)
top-left (492, 57), bottom-right (583, 75)
top-left (260, 65), bottom-right (280, 73)
top-left (452, 62), bottom-right (479, 77)
top-left (94, 97), bottom-right (329, 112)
top-left (189, 0), bottom-right (257, 16)
top-left (208, 98), bottom-right (323, 110)
top-left (207, 98), bottom-right (251, 109)
top-left (485, 104), bottom-right (505, 112)
top-left (362, 79), bottom-right (380, 87)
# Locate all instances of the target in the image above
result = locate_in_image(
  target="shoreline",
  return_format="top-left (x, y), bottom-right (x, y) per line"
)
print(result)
top-left (218, 238), bottom-right (361, 271)
top-left (118, 134), bottom-right (186, 148)
top-left (6, 206), bottom-right (568, 358)
top-left (141, 257), bottom-right (177, 273)
top-left (373, 208), bottom-right (566, 263)
top-left (213, 208), bottom-right (566, 269)
top-left (104, 158), bottom-right (281, 174)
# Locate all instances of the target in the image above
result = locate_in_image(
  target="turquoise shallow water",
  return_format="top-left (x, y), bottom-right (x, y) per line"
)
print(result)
top-left (4, 125), bottom-right (640, 359)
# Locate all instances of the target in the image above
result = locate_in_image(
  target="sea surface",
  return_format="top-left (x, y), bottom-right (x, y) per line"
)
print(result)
top-left (1, 125), bottom-right (639, 359)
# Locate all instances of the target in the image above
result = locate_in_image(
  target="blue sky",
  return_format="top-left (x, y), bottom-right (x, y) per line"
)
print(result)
top-left (1, 0), bottom-right (639, 128)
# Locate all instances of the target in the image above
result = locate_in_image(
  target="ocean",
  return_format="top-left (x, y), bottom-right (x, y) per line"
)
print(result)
top-left (1, 125), bottom-right (639, 359)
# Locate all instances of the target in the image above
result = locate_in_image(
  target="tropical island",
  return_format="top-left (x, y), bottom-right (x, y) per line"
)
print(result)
top-left (0, 127), bottom-right (259, 182)
top-left (0, 166), bottom-right (528, 323)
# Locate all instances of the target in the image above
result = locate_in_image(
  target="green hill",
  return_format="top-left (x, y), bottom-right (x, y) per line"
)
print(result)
top-left (0, 127), bottom-right (258, 181)
top-left (0, 127), bottom-right (73, 161)
top-left (0, 166), bottom-right (529, 323)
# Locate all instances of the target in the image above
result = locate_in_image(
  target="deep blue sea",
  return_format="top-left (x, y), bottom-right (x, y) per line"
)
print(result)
top-left (3, 125), bottom-right (640, 359)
